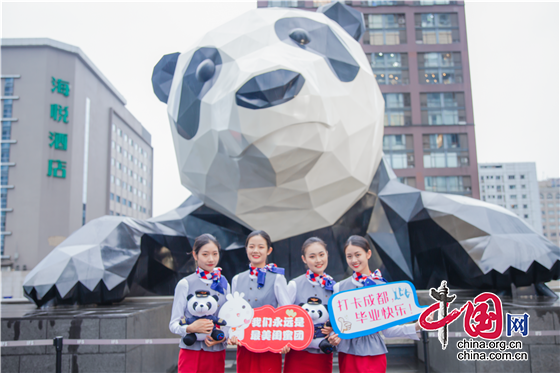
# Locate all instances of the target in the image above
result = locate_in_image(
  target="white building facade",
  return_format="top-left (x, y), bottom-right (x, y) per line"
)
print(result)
top-left (0, 38), bottom-right (153, 276)
top-left (539, 178), bottom-right (560, 246)
top-left (478, 162), bottom-right (542, 234)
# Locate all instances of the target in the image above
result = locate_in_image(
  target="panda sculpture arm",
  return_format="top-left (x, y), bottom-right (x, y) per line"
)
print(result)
top-left (274, 274), bottom-right (291, 306)
top-left (169, 278), bottom-right (190, 336)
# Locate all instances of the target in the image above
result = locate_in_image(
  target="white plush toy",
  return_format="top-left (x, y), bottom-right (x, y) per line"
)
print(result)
top-left (218, 291), bottom-right (254, 341)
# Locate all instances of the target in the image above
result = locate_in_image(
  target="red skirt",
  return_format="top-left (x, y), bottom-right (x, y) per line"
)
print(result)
top-left (338, 352), bottom-right (387, 373)
top-left (178, 348), bottom-right (226, 373)
top-left (236, 345), bottom-right (282, 373)
top-left (283, 349), bottom-right (333, 373)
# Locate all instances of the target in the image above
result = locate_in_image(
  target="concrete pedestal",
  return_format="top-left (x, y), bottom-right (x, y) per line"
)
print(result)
top-left (1, 297), bottom-right (179, 373)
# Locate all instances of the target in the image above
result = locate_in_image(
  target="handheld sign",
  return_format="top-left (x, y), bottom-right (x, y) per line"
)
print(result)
top-left (240, 305), bottom-right (314, 353)
top-left (218, 292), bottom-right (315, 353)
top-left (328, 281), bottom-right (426, 339)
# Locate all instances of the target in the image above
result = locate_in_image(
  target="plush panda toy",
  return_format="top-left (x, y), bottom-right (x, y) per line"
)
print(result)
top-left (300, 297), bottom-right (334, 354)
top-left (179, 290), bottom-right (227, 346)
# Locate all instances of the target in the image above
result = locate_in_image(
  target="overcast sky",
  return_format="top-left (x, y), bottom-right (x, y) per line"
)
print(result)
top-left (2, 1), bottom-right (559, 217)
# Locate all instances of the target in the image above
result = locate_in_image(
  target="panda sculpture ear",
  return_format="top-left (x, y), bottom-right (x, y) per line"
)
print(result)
top-left (152, 52), bottom-right (180, 103)
top-left (187, 294), bottom-right (194, 301)
top-left (323, 304), bottom-right (328, 312)
top-left (316, 1), bottom-right (365, 42)
top-left (299, 303), bottom-right (304, 307)
top-left (212, 295), bottom-right (220, 302)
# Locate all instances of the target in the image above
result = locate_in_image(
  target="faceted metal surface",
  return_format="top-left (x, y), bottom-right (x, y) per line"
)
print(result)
top-left (155, 6), bottom-right (383, 241)
top-left (23, 4), bottom-right (560, 306)
top-left (23, 159), bottom-right (560, 306)
top-left (317, 1), bottom-right (366, 42)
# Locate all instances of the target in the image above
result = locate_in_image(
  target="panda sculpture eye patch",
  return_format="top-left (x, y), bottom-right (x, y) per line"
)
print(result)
top-left (176, 47), bottom-right (222, 140)
top-left (275, 17), bottom-right (360, 82)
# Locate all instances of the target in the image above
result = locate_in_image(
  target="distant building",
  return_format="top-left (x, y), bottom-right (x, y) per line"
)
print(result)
top-left (258, 0), bottom-right (479, 198)
top-left (478, 163), bottom-right (542, 233)
top-left (0, 38), bottom-right (153, 273)
top-left (539, 178), bottom-right (560, 246)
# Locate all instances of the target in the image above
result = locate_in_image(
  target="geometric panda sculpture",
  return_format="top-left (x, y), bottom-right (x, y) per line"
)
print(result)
top-left (23, 4), bottom-right (559, 306)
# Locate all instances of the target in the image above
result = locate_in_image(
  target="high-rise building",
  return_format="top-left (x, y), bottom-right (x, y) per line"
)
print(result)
top-left (539, 178), bottom-right (560, 246)
top-left (0, 38), bottom-right (153, 273)
top-left (258, 0), bottom-right (479, 198)
top-left (478, 163), bottom-right (542, 233)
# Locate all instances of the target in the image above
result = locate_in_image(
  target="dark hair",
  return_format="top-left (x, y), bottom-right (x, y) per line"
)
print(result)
top-left (343, 235), bottom-right (370, 253)
top-left (301, 237), bottom-right (327, 256)
top-left (245, 230), bottom-right (272, 249)
top-left (193, 233), bottom-right (221, 255)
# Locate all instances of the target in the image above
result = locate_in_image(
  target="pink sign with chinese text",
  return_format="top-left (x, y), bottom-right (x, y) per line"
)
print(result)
top-left (329, 281), bottom-right (426, 339)
top-left (240, 305), bottom-right (315, 353)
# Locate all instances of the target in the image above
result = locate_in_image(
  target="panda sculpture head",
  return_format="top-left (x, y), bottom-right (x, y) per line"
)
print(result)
top-left (300, 296), bottom-right (329, 324)
top-left (152, 2), bottom-right (384, 241)
top-left (187, 290), bottom-right (220, 316)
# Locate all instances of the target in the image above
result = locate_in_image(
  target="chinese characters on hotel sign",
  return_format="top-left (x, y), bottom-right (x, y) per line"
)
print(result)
top-left (48, 77), bottom-right (70, 178)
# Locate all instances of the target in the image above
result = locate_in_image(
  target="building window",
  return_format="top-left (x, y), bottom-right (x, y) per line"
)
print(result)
top-left (520, 175), bottom-right (525, 179)
top-left (422, 133), bottom-right (468, 168)
top-left (414, 1), bottom-right (456, 5)
top-left (110, 193), bottom-right (114, 201)
top-left (511, 204), bottom-right (518, 209)
top-left (415, 13), bottom-right (459, 44)
top-left (267, 0), bottom-right (299, 7)
top-left (2, 121), bottom-right (12, 140)
top-left (522, 194), bottom-right (527, 199)
top-left (363, 14), bottom-right (407, 45)
top-left (123, 198), bottom-right (127, 206)
top-left (383, 93), bottom-right (411, 126)
top-left (420, 92), bottom-right (466, 125)
top-left (2, 100), bottom-right (13, 118)
top-left (1, 143), bottom-right (10, 162)
top-left (510, 195), bottom-right (517, 199)
top-left (397, 177), bottom-right (417, 187)
top-left (110, 210), bottom-right (114, 215)
top-left (424, 176), bottom-right (472, 195)
top-left (1, 166), bottom-right (9, 185)
top-left (3, 78), bottom-right (14, 96)
top-left (1, 188), bottom-right (7, 208)
top-left (509, 185), bottom-right (516, 189)
top-left (116, 195), bottom-right (121, 203)
top-left (523, 204), bottom-right (528, 209)
top-left (369, 52), bottom-right (409, 85)
top-left (547, 193), bottom-right (552, 199)
top-left (496, 176), bottom-right (501, 180)
top-left (383, 135), bottom-right (414, 169)
top-left (508, 175), bottom-right (515, 180)
top-left (521, 185), bottom-right (526, 189)
top-left (418, 52), bottom-right (462, 84)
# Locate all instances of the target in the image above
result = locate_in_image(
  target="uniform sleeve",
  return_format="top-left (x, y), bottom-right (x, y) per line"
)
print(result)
top-left (169, 279), bottom-right (189, 336)
top-left (231, 274), bottom-right (239, 294)
top-left (274, 274), bottom-right (291, 307)
top-left (380, 323), bottom-right (419, 340)
top-left (287, 280), bottom-right (297, 304)
top-left (226, 280), bottom-right (231, 295)
top-left (333, 282), bottom-right (340, 294)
